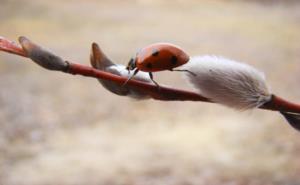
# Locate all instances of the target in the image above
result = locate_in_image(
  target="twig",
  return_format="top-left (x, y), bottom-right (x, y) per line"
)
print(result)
top-left (1, 36), bottom-right (300, 113)
top-left (0, 36), bottom-right (27, 57)
top-left (67, 62), bottom-right (210, 101)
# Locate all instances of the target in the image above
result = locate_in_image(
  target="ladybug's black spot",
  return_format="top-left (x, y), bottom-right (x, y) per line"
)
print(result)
top-left (146, 63), bottom-right (153, 68)
top-left (171, 56), bottom-right (178, 65)
top-left (151, 49), bottom-right (159, 57)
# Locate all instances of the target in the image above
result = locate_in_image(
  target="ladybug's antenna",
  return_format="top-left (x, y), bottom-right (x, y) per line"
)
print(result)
top-left (170, 69), bottom-right (196, 76)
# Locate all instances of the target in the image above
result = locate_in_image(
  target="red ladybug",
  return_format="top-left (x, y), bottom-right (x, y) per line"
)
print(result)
top-left (124, 43), bottom-right (195, 86)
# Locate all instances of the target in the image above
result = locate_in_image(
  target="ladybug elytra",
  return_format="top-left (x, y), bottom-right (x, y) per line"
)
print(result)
top-left (124, 43), bottom-right (195, 87)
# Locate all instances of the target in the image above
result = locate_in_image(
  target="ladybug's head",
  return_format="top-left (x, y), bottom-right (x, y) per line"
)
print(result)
top-left (126, 57), bottom-right (137, 71)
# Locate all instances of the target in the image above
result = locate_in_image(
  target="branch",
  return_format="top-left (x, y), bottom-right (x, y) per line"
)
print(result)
top-left (1, 36), bottom-right (300, 131)
top-left (12, 36), bottom-right (211, 102)
top-left (67, 62), bottom-right (211, 102)
top-left (1, 36), bottom-right (299, 110)
top-left (0, 36), bottom-right (27, 57)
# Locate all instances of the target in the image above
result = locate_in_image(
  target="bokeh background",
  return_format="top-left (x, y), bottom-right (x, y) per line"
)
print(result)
top-left (1, 0), bottom-right (300, 184)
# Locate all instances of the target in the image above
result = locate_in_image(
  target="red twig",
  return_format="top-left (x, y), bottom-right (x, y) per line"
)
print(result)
top-left (67, 62), bottom-right (210, 102)
top-left (0, 36), bottom-right (27, 57)
top-left (261, 95), bottom-right (300, 113)
top-left (1, 36), bottom-right (300, 113)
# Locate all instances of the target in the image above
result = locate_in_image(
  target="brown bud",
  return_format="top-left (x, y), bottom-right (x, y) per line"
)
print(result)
top-left (19, 36), bottom-right (68, 71)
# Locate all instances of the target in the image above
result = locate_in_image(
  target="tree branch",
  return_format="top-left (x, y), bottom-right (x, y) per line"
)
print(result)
top-left (1, 36), bottom-right (300, 114)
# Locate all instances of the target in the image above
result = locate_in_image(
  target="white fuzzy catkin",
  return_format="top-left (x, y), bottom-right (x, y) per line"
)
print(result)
top-left (182, 56), bottom-right (272, 110)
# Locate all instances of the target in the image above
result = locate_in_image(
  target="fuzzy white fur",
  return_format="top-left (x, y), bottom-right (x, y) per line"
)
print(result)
top-left (182, 56), bottom-right (271, 110)
top-left (98, 64), bottom-right (153, 99)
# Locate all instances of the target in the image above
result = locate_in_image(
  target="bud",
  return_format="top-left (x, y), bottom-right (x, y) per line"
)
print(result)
top-left (90, 43), bottom-right (152, 99)
top-left (19, 36), bottom-right (68, 71)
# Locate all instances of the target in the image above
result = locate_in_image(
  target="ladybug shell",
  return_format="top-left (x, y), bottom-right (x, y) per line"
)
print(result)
top-left (135, 43), bottom-right (189, 72)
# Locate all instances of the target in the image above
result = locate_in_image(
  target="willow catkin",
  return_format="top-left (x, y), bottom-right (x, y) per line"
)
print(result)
top-left (183, 56), bottom-right (272, 110)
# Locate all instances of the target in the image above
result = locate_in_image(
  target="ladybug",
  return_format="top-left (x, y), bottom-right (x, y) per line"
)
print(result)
top-left (124, 43), bottom-right (195, 87)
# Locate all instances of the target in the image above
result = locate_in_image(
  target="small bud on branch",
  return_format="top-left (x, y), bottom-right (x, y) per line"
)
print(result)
top-left (19, 36), bottom-right (68, 71)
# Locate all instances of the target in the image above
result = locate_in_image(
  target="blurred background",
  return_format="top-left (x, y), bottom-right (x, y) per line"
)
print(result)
top-left (1, 0), bottom-right (300, 184)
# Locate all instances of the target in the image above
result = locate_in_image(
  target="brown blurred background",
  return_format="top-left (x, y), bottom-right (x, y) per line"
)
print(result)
top-left (1, 0), bottom-right (300, 184)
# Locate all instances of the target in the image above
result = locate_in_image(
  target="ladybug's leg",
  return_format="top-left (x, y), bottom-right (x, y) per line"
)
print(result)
top-left (149, 72), bottom-right (160, 88)
top-left (170, 69), bottom-right (196, 76)
top-left (122, 69), bottom-right (139, 87)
